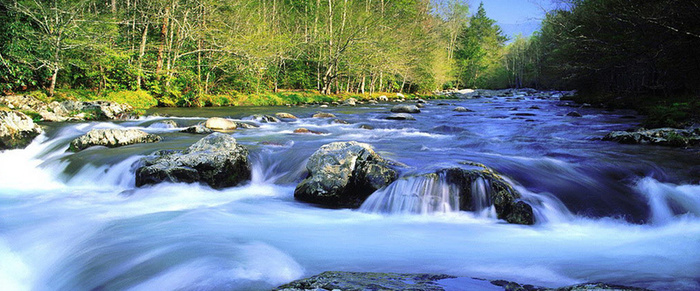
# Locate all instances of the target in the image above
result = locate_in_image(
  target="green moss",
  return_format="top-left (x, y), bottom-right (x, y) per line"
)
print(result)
top-left (18, 110), bottom-right (42, 122)
top-left (102, 90), bottom-right (158, 110)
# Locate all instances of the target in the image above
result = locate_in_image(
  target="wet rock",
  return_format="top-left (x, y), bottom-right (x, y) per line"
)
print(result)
top-left (332, 119), bottom-right (350, 124)
top-left (277, 272), bottom-right (650, 291)
top-left (0, 110), bottom-right (43, 150)
top-left (386, 113), bottom-right (416, 120)
top-left (603, 128), bottom-right (700, 147)
top-left (294, 141), bottom-right (398, 208)
top-left (416, 98), bottom-right (427, 104)
top-left (529, 105), bottom-right (541, 110)
top-left (135, 133), bottom-right (250, 189)
top-left (312, 112), bottom-right (336, 118)
top-left (235, 122), bottom-right (258, 129)
top-left (204, 117), bottom-right (237, 131)
top-left (432, 125), bottom-right (465, 133)
top-left (566, 111), bottom-right (583, 117)
top-left (453, 106), bottom-right (474, 112)
top-left (249, 114), bottom-right (281, 123)
top-left (390, 104), bottom-right (421, 113)
top-left (342, 98), bottom-right (357, 106)
top-left (359, 124), bottom-right (374, 130)
top-left (513, 113), bottom-right (536, 117)
top-left (148, 120), bottom-right (178, 129)
top-left (416, 103), bottom-right (425, 108)
top-left (368, 100), bottom-right (379, 104)
top-left (293, 128), bottom-right (326, 135)
top-left (69, 129), bottom-right (161, 152)
top-left (275, 112), bottom-right (298, 119)
top-left (396, 93), bottom-right (405, 99)
top-left (378, 95), bottom-right (389, 102)
top-left (441, 163), bottom-right (535, 225)
top-left (180, 124), bottom-right (213, 134)
top-left (275, 271), bottom-right (455, 291)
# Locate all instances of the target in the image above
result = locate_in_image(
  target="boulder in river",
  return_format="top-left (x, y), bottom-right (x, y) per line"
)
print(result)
top-left (205, 117), bottom-right (237, 131)
top-left (135, 133), bottom-right (251, 189)
top-left (386, 113), bottom-right (416, 120)
top-left (441, 164), bottom-right (534, 225)
top-left (294, 141), bottom-right (398, 208)
top-left (390, 104), bottom-right (420, 113)
top-left (603, 128), bottom-right (700, 147)
top-left (275, 112), bottom-right (298, 119)
top-left (69, 128), bottom-right (161, 152)
top-left (180, 124), bottom-right (213, 134)
top-left (453, 106), bottom-right (474, 112)
top-left (249, 114), bottom-right (281, 123)
top-left (566, 111), bottom-right (583, 117)
top-left (0, 110), bottom-right (43, 150)
top-left (293, 128), bottom-right (326, 135)
top-left (312, 112), bottom-right (336, 118)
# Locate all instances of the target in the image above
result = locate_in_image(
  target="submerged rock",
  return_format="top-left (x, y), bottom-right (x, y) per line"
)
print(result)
top-left (135, 133), bottom-right (250, 189)
top-left (293, 128), bottom-right (326, 135)
top-left (148, 120), bottom-right (178, 129)
top-left (276, 271), bottom-right (650, 291)
top-left (69, 129), bottom-right (161, 152)
top-left (566, 111), bottom-right (583, 117)
top-left (249, 114), bottom-right (281, 123)
top-left (603, 127), bottom-right (700, 147)
top-left (0, 110), bottom-right (43, 150)
top-left (453, 106), bottom-right (474, 112)
top-left (294, 141), bottom-right (398, 208)
top-left (205, 117), bottom-right (237, 131)
top-left (275, 271), bottom-right (455, 291)
top-left (390, 104), bottom-right (421, 113)
top-left (386, 113), bottom-right (416, 120)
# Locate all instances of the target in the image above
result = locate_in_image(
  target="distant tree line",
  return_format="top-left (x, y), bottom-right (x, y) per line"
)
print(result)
top-left (0, 0), bottom-right (517, 106)
top-left (503, 0), bottom-right (700, 100)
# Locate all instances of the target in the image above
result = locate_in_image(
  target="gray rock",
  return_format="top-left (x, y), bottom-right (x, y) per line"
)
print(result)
top-left (453, 106), bottom-right (474, 112)
top-left (180, 124), bottom-right (213, 134)
top-left (69, 129), bottom-right (161, 152)
top-left (249, 114), bottom-right (281, 123)
top-left (0, 95), bottom-right (48, 112)
top-left (343, 98), bottom-right (357, 106)
top-left (294, 141), bottom-right (398, 208)
top-left (441, 163), bottom-right (534, 225)
top-left (378, 95), bottom-right (389, 101)
top-left (312, 112), bottom-right (336, 118)
top-left (386, 113), bottom-right (416, 120)
top-left (135, 133), bottom-right (251, 189)
top-left (390, 104), bottom-right (421, 113)
top-left (0, 111), bottom-right (43, 150)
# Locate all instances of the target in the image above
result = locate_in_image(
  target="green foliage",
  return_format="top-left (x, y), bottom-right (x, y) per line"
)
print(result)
top-left (102, 90), bottom-right (158, 110)
top-left (19, 110), bottom-right (41, 122)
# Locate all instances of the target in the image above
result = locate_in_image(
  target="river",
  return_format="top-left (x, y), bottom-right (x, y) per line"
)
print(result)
top-left (1, 94), bottom-right (699, 290)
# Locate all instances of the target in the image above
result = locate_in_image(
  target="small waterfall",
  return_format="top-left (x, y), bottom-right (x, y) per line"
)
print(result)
top-left (636, 177), bottom-right (700, 225)
top-left (471, 177), bottom-right (498, 218)
top-left (360, 173), bottom-right (460, 214)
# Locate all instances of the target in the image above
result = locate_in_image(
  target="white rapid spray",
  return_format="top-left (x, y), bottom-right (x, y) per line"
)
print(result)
top-left (360, 173), bottom-right (460, 214)
top-left (635, 177), bottom-right (700, 225)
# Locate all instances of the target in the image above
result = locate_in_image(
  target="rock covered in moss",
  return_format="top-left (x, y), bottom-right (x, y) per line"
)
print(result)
top-left (0, 110), bottom-right (43, 150)
top-left (68, 128), bottom-right (160, 151)
top-left (135, 133), bottom-right (250, 189)
top-left (294, 141), bottom-right (398, 208)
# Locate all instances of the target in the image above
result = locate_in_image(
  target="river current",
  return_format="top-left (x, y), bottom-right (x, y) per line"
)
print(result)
top-left (1, 95), bottom-right (699, 290)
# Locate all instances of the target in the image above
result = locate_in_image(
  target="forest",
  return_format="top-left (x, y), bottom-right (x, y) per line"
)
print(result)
top-left (1, 0), bottom-right (698, 123)
top-left (0, 0), bottom-right (513, 108)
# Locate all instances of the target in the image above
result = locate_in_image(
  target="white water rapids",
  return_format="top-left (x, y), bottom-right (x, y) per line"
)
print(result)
top-left (1, 99), bottom-right (699, 290)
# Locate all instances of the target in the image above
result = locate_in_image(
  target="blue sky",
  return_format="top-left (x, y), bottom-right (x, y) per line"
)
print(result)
top-left (475, 0), bottom-right (553, 38)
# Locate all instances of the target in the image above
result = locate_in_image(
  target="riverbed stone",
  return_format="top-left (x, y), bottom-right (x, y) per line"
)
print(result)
top-left (294, 141), bottom-right (398, 208)
top-left (440, 164), bottom-right (535, 225)
top-left (343, 98), bottom-right (357, 106)
top-left (275, 112), bottom-right (298, 119)
top-left (0, 110), bottom-right (43, 150)
top-left (454, 106), bottom-right (474, 112)
top-left (386, 113), bottom-right (416, 120)
top-left (180, 124), bottom-right (213, 134)
top-left (205, 117), bottom-right (237, 131)
top-left (135, 132), bottom-right (251, 189)
top-left (312, 112), bottom-right (336, 118)
top-left (293, 128), bottom-right (326, 135)
top-left (390, 104), bottom-right (421, 113)
top-left (69, 128), bottom-right (161, 152)
top-left (566, 111), bottom-right (583, 117)
top-left (249, 114), bottom-right (281, 123)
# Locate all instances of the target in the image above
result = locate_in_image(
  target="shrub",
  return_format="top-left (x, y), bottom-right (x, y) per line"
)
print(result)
top-left (103, 90), bottom-right (158, 110)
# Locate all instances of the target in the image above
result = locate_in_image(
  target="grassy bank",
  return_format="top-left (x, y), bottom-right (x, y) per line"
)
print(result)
top-left (564, 93), bottom-right (700, 128)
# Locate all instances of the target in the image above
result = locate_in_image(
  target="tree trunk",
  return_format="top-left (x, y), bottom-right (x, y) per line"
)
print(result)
top-left (49, 67), bottom-right (59, 97)
top-left (157, 7), bottom-right (170, 74)
top-left (361, 74), bottom-right (365, 94)
top-left (137, 23), bottom-right (149, 89)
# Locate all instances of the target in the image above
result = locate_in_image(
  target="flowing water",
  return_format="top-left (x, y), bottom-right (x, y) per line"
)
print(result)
top-left (1, 95), bottom-right (699, 290)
